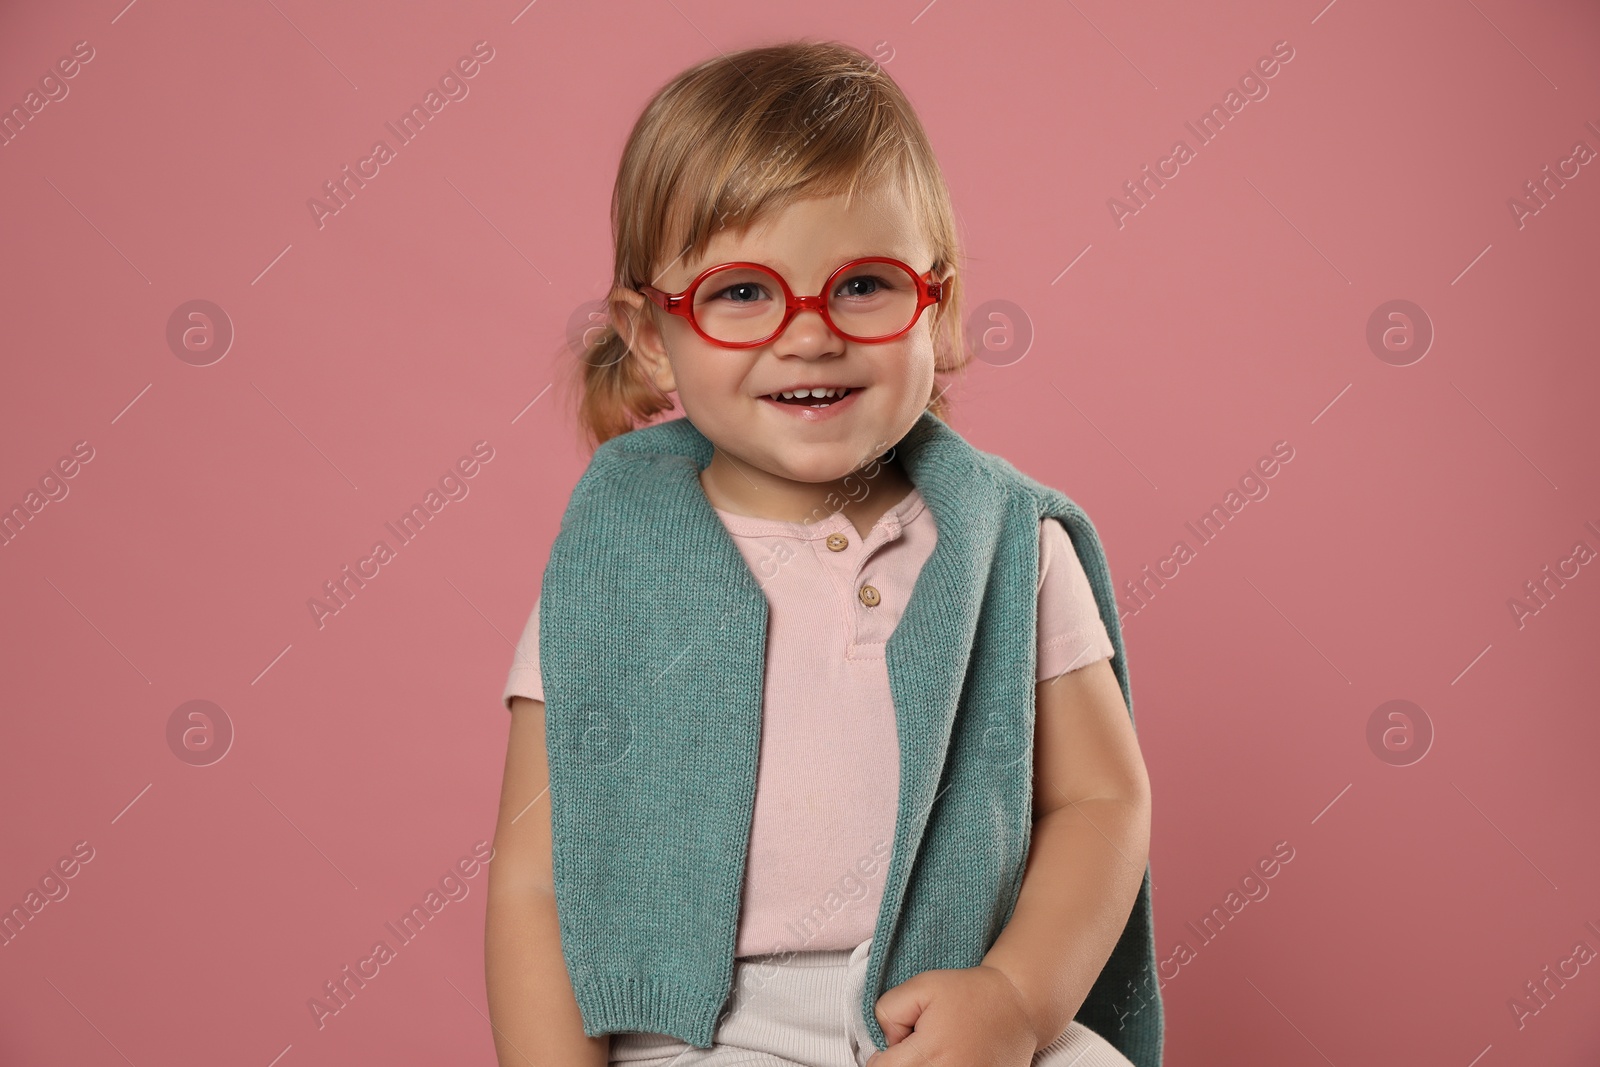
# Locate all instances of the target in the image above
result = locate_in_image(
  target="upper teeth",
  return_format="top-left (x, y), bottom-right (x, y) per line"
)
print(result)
top-left (772, 387), bottom-right (848, 400)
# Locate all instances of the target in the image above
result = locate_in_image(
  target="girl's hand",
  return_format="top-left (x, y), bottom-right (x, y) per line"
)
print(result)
top-left (864, 964), bottom-right (1041, 1066)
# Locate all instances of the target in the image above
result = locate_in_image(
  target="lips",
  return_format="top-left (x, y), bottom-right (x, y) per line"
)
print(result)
top-left (759, 385), bottom-right (862, 422)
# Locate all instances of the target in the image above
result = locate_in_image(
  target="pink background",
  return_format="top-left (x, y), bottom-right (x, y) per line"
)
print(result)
top-left (3, 1), bottom-right (1597, 1064)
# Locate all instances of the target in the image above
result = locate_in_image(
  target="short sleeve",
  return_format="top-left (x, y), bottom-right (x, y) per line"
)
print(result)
top-left (1037, 517), bottom-right (1115, 682)
top-left (501, 593), bottom-right (544, 710)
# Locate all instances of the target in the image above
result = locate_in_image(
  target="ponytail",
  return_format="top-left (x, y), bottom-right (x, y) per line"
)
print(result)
top-left (569, 314), bottom-right (676, 451)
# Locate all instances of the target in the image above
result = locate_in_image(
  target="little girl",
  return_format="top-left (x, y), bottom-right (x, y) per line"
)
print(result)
top-left (484, 40), bottom-right (1162, 1067)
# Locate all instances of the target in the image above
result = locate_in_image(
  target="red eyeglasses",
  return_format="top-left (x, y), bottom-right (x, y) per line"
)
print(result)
top-left (636, 256), bottom-right (945, 349)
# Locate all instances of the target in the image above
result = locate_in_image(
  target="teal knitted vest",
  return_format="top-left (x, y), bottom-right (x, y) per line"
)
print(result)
top-left (539, 411), bottom-right (1163, 1065)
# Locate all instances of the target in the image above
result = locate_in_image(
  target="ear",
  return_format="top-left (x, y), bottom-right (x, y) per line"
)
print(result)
top-left (611, 286), bottom-right (677, 395)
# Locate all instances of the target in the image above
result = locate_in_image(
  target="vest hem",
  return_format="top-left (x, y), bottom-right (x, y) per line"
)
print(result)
top-left (575, 975), bottom-right (727, 1047)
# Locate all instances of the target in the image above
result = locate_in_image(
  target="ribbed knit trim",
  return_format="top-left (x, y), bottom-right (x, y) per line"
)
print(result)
top-left (573, 975), bottom-right (729, 1048)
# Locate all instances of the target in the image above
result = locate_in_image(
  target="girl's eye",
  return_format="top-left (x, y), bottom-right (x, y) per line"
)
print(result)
top-left (712, 282), bottom-right (770, 303)
top-left (835, 273), bottom-right (895, 299)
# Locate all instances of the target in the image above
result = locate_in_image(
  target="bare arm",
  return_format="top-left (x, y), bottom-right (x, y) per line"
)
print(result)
top-left (484, 695), bottom-right (611, 1067)
top-left (979, 658), bottom-right (1153, 1051)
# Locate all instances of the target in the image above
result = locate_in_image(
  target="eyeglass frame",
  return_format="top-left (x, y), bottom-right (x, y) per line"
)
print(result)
top-left (634, 256), bottom-right (947, 349)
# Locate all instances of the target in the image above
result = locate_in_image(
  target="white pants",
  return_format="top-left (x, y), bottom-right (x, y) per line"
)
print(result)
top-left (609, 937), bottom-right (1135, 1067)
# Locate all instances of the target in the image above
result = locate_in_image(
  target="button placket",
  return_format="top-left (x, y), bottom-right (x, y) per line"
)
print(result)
top-left (846, 516), bottom-right (905, 646)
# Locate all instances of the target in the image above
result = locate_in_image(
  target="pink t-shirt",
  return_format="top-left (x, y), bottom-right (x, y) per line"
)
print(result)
top-left (502, 486), bottom-right (1114, 957)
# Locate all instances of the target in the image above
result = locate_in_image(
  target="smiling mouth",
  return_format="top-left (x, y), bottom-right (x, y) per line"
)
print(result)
top-left (766, 386), bottom-right (853, 407)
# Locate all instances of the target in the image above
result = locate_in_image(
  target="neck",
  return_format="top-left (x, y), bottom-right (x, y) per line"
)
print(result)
top-left (699, 447), bottom-right (915, 535)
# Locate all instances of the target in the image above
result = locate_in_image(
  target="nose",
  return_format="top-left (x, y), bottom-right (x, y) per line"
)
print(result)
top-left (774, 298), bottom-right (845, 357)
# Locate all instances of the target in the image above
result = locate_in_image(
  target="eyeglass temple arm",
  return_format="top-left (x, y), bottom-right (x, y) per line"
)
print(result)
top-left (636, 285), bottom-right (681, 312)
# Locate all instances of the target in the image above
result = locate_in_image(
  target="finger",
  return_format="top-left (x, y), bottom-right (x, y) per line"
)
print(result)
top-left (873, 979), bottom-right (933, 1046)
top-left (865, 1028), bottom-right (933, 1067)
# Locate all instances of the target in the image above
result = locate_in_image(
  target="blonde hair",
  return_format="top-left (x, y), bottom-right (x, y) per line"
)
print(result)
top-left (560, 39), bottom-right (971, 452)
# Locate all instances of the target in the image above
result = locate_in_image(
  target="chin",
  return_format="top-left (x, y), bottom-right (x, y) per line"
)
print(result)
top-left (767, 450), bottom-right (864, 485)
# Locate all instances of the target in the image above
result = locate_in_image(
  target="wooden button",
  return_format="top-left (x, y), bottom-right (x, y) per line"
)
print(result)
top-left (826, 533), bottom-right (849, 552)
top-left (858, 584), bottom-right (881, 607)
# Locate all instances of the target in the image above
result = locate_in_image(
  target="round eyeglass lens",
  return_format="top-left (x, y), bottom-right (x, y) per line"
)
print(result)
top-left (690, 262), bottom-right (922, 344)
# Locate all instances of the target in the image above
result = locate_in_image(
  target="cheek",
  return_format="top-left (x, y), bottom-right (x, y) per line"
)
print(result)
top-left (881, 338), bottom-right (937, 390)
top-left (674, 350), bottom-right (731, 392)
top-left (661, 338), bottom-right (748, 407)
top-left (887, 344), bottom-right (938, 415)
